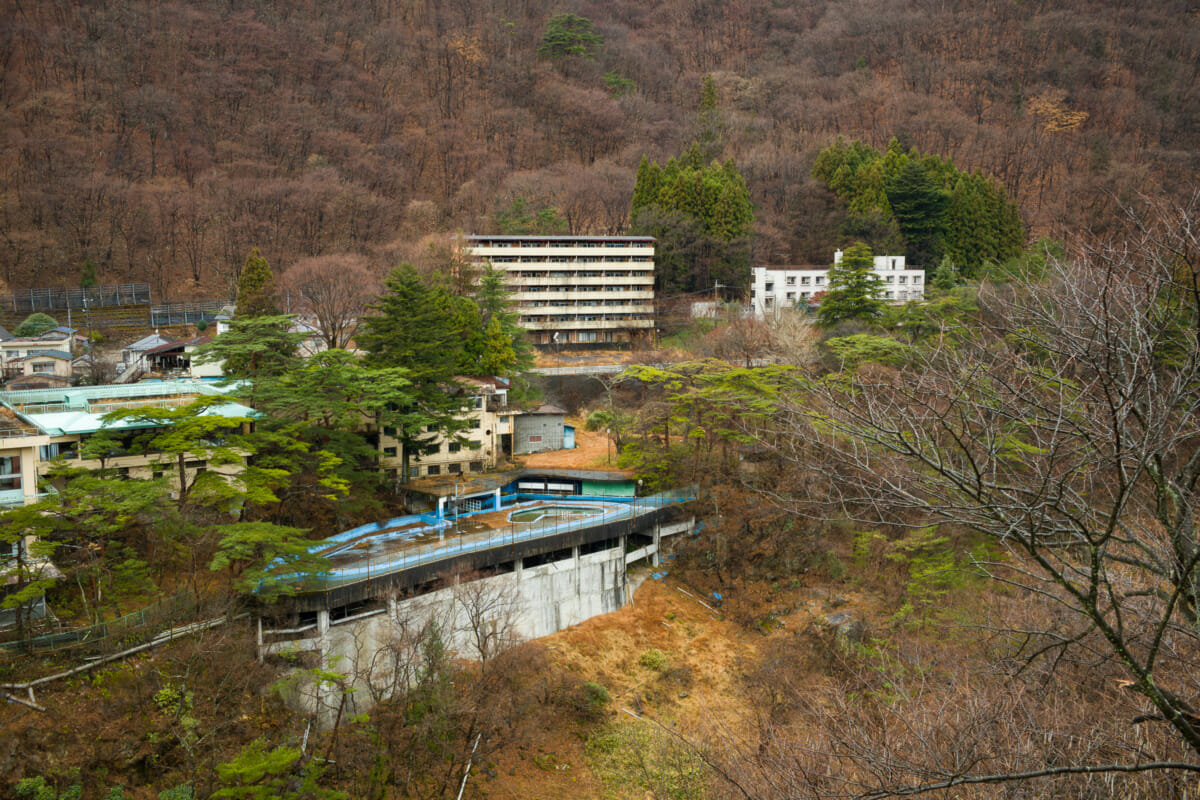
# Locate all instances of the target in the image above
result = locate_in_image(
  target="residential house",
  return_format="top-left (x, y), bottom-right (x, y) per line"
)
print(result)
top-left (121, 333), bottom-right (173, 372)
top-left (8, 350), bottom-right (74, 390)
top-left (0, 329), bottom-right (83, 381)
top-left (141, 336), bottom-right (216, 380)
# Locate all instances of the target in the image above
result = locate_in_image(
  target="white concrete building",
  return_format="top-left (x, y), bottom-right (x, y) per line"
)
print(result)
top-left (749, 251), bottom-right (924, 317)
top-left (461, 235), bottom-right (656, 346)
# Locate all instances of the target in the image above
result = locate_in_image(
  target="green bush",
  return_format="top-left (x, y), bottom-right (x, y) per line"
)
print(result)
top-left (638, 648), bottom-right (669, 671)
top-left (583, 680), bottom-right (610, 709)
top-left (14, 312), bottom-right (58, 337)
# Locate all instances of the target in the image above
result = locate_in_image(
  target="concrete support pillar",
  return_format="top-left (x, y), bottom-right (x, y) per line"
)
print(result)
top-left (20, 447), bottom-right (38, 501)
top-left (572, 545), bottom-right (581, 592)
top-left (514, 557), bottom-right (523, 580)
top-left (315, 608), bottom-right (332, 717)
top-left (493, 487), bottom-right (501, 510)
top-left (437, 496), bottom-right (446, 518)
top-left (256, 617), bottom-right (263, 663)
top-left (387, 594), bottom-right (398, 620)
top-left (652, 524), bottom-right (662, 567)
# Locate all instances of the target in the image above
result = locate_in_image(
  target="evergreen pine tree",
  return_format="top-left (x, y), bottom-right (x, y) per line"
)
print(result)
top-left (235, 248), bottom-right (279, 318)
top-left (358, 265), bottom-right (470, 477)
top-left (631, 156), bottom-right (662, 217)
top-left (885, 160), bottom-right (950, 267)
top-left (818, 243), bottom-right (885, 327)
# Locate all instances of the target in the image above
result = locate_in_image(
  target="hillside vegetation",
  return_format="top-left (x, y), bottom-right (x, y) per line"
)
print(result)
top-left (2, 0), bottom-right (1198, 295)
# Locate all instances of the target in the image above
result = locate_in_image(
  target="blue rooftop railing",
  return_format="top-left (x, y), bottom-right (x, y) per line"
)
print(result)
top-left (277, 488), bottom-right (694, 593)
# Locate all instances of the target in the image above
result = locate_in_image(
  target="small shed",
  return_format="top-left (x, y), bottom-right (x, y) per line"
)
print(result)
top-left (513, 404), bottom-right (567, 454)
top-left (122, 333), bottom-right (172, 368)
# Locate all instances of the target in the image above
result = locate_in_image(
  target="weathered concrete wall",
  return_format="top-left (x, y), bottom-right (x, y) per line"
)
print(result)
top-left (513, 413), bottom-right (565, 453)
top-left (280, 542), bottom-right (627, 725)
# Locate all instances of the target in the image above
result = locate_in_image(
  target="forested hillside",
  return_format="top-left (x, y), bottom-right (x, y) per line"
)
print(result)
top-left (1, 0), bottom-right (1198, 297)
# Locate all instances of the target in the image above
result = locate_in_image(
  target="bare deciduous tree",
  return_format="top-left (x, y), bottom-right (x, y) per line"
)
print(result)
top-left (451, 569), bottom-right (524, 663)
top-left (744, 199), bottom-right (1200, 794)
top-left (281, 254), bottom-right (381, 350)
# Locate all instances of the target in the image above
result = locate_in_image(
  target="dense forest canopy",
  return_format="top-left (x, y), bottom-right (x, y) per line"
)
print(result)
top-left (1, 0), bottom-right (1198, 297)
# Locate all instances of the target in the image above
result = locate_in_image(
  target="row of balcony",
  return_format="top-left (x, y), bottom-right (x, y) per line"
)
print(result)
top-left (471, 246), bottom-right (653, 257)
top-left (506, 274), bottom-right (654, 287)
top-left (512, 291), bottom-right (654, 302)
top-left (519, 318), bottom-right (656, 331)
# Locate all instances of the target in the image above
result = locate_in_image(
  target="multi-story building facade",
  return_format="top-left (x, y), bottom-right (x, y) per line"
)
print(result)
top-left (749, 251), bottom-right (925, 317)
top-left (376, 378), bottom-right (515, 483)
top-left (461, 235), bottom-right (656, 346)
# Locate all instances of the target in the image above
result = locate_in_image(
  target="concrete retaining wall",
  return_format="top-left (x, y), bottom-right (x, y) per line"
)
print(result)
top-left (275, 541), bottom-right (627, 725)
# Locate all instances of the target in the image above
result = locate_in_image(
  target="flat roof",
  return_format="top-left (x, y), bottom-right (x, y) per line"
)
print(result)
top-left (0, 379), bottom-right (257, 438)
top-left (404, 467), bottom-right (635, 498)
top-left (464, 235), bottom-right (655, 242)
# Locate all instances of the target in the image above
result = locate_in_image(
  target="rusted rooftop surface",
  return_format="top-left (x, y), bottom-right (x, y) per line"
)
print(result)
top-left (0, 405), bottom-right (39, 437)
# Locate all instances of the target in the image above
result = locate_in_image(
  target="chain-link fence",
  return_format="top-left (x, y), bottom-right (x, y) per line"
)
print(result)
top-left (11, 284), bottom-right (152, 312)
top-left (0, 590), bottom-right (197, 658)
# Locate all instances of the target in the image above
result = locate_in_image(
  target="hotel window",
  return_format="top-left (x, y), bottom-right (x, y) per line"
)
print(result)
top-left (814, 276), bottom-right (824, 285)
top-left (801, 276), bottom-right (810, 285)
top-left (426, 465), bottom-right (440, 476)
top-left (0, 456), bottom-right (21, 491)
top-left (786, 276), bottom-right (795, 286)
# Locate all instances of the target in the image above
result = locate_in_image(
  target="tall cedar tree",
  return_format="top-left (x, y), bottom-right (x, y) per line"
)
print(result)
top-left (235, 248), bottom-right (279, 318)
top-left (818, 243), bottom-right (885, 327)
top-left (194, 315), bottom-right (305, 412)
top-left (537, 14), bottom-right (603, 60)
top-left (813, 137), bottom-right (1023, 275)
top-left (631, 147), bottom-right (753, 294)
top-left (475, 265), bottom-right (533, 377)
top-left (885, 160), bottom-right (950, 268)
top-left (358, 265), bottom-right (470, 477)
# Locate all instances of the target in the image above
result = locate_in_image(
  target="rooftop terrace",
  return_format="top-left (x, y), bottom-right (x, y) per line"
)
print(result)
top-left (0, 379), bottom-right (254, 438)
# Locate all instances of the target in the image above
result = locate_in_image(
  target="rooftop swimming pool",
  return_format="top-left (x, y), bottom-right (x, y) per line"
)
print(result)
top-left (508, 503), bottom-right (606, 524)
